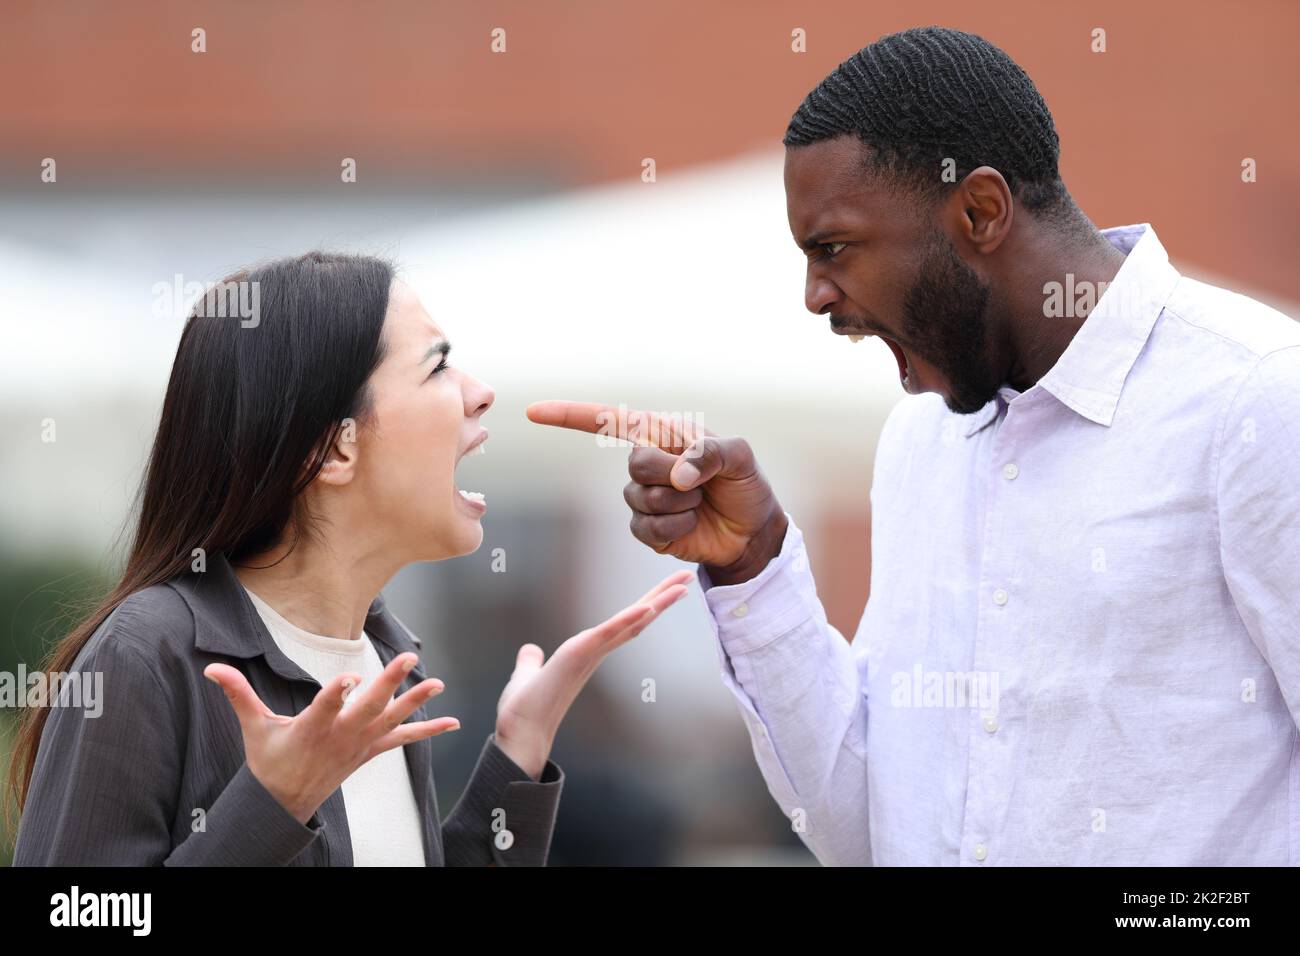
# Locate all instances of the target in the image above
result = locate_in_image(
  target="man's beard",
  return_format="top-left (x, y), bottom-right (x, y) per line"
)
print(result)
top-left (900, 229), bottom-right (1001, 415)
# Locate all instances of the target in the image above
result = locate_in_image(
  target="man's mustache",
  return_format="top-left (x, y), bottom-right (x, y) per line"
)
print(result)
top-left (829, 314), bottom-right (869, 331)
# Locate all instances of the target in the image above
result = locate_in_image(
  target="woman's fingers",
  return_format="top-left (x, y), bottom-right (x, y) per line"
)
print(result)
top-left (365, 676), bottom-right (446, 737)
top-left (368, 715), bottom-right (462, 758)
top-left (591, 602), bottom-right (659, 643)
top-left (603, 572), bottom-right (694, 638)
top-left (569, 578), bottom-right (693, 660)
top-left (656, 582), bottom-right (690, 611)
top-left (615, 584), bottom-right (690, 646)
top-left (634, 568), bottom-right (694, 606)
top-left (302, 656), bottom-right (450, 752)
top-left (338, 651), bottom-right (423, 730)
top-left (203, 662), bottom-right (278, 729)
top-left (556, 571), bottom-right (696, 662)
top-left (294, 671), bottom-right (366, 734)
top-left (617, 574), bottom-right (694, 637)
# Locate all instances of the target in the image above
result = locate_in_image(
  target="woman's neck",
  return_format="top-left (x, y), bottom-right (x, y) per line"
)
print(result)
top-left (231, 535), bottom-right (400, 642)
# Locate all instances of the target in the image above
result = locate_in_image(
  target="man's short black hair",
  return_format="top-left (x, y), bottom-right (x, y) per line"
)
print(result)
top-left (785, 26), bottom-right (1084, 230)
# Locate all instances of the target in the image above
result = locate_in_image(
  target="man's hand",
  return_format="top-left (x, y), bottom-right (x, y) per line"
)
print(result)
top-left (525, 400), bottom-right (788, 586)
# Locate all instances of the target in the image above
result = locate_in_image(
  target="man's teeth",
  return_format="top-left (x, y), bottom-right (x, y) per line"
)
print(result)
top-left (847, 334), bottom-right (865, 343)
top-left (458, 489), bottom-right (485, 503)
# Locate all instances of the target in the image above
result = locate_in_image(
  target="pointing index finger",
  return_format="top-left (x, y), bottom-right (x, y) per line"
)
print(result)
top-left (525, 400), bottom-right (710, 454)
top-left (525, 400), bottom-right (610, 435)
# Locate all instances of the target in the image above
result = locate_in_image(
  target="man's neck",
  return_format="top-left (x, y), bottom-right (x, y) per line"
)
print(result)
top-left (1004, 230), bottom-right (1128, 392)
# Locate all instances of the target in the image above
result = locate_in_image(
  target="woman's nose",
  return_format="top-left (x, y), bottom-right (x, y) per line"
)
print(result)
top-left (465, 375), bottom-right (495, 417)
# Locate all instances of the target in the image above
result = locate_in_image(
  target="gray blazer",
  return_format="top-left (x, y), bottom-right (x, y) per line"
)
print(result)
top-left (12, 551), bottom-right (564, 866)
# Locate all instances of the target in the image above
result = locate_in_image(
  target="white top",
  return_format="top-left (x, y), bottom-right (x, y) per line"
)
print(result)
top-left (698, 222), bottom-right (1300, 865)
top-left (242, 585), bottom-right (427, 866)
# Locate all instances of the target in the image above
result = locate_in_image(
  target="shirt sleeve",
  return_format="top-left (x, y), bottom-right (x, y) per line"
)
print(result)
top-left (1216, 344), bottom-right (1300, 731)
top-left (12, 613), bottom-right (324, 866)
top-left (440, 733), bottom-right (564, 866)
top-left (697, 512), bottom-right (872, 866)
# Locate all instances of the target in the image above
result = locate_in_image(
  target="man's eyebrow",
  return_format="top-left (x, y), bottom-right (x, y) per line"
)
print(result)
top-left (420, 340), bottom-right (451, 364)
top-left (797, 229), bottom-right (840, 252)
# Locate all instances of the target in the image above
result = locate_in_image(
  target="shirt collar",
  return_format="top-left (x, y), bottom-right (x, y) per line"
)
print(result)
top-left (167, 550), bottom-right (422, 678)
top-left (963, 222), bottom-right (1181, 437)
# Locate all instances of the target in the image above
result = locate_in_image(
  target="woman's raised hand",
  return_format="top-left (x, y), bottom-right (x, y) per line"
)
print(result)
top-left (492, 569), bottom-right (693, 779)
top-left (203, 653), bottom-right (458, 824)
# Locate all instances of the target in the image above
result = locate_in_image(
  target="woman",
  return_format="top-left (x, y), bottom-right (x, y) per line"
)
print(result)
top-left (6, 251), bottom-right (689, 866)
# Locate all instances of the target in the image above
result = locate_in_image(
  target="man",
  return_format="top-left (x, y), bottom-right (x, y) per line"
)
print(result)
top-left (528, 26), bottom-right (1300, 865)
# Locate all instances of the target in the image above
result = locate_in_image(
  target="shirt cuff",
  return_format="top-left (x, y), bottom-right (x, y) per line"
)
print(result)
top-left (697, 512), bottom-right (826, 655)
top-left (441, 733), bottom-right (564, 866)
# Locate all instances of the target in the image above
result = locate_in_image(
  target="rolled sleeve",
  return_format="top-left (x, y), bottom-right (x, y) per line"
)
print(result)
top-left (441, 733), bottom-right (564, 866)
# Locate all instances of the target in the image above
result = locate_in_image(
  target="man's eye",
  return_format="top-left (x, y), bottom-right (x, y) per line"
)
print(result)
top-left (820, 241), bottom-right (847, 258)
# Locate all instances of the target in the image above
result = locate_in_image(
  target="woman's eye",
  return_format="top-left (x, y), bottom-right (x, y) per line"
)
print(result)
top-left (427, 358), bottom-right (449, 379)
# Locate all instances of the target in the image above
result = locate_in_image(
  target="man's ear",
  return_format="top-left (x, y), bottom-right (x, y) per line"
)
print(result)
top-left (953, 166), bottom-right (1013, 254)
top-left (311, 419), bottom-right (361, 487)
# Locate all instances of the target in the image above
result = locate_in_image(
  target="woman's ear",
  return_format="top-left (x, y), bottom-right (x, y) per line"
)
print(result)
top-left (311, 420), bottom-right (361, 487)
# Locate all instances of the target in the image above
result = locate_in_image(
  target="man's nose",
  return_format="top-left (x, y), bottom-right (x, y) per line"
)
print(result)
top-left (805, 274), bottom-right (841, 315)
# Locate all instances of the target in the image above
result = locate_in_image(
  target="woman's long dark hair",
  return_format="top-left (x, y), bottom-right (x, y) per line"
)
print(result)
top-left (6, 250), bottom-right (394, 827)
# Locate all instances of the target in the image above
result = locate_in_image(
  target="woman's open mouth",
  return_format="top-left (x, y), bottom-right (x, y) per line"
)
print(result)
top-left (453, 431), bottom-right (489, 516)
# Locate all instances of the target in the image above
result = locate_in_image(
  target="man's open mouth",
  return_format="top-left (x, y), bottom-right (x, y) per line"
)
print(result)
top-left (834, 326), bottom-right (913, 390)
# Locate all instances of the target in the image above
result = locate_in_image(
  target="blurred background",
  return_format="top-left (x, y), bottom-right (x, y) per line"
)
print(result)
top-left (1, 0), bottom-right (1297, 865)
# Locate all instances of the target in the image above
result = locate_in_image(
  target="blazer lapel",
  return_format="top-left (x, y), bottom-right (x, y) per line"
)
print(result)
top-left (365, 601), bottom-right (443, 865)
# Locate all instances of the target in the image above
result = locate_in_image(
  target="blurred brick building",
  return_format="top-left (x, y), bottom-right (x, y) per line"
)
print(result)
top-left (4, 0), bottom-right (1297, 643)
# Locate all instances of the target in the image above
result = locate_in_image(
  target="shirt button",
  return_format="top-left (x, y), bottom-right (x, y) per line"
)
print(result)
top-left (1002, 462), bottom-right (1019, 480)
top-left (993, 588), bottom-right (1009, 606)
top-left (982, 715), bottom-right (998, 733)
top-left (731, 602), bottom-right (750, 618)
top-left (973, 842), bottom-right (988, 861)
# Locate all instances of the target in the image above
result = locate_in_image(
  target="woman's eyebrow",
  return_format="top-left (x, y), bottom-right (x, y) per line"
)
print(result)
top-left (419, 340), bottom-right (451, 365)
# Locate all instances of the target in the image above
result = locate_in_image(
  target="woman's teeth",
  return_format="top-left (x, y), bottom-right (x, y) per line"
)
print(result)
top-left (456, 438), bottom-right (488, 506)
top-left (847, 334), bottom-right (865, 342)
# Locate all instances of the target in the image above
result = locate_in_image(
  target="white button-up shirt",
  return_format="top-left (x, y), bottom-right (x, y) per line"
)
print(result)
top-left (698, 223), bottom-right (1300, 865)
